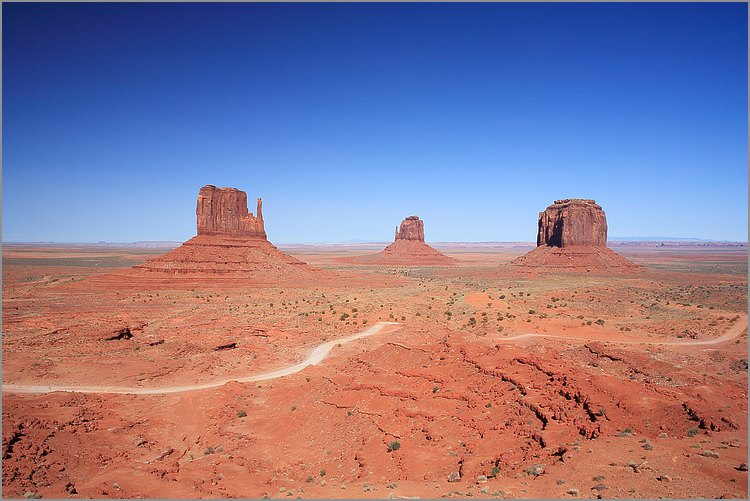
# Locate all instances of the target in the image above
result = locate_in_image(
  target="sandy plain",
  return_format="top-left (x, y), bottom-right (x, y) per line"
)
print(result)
top-left (2, 242), bottom-right (747, 499)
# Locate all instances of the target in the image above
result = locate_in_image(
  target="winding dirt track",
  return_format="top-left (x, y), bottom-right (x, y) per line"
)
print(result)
top-left (2, 321), bottom-right (402, 396)
top-left (3, 314), bottom-right (746, 396)
top-left (496, 314), bottom-right (748, 346)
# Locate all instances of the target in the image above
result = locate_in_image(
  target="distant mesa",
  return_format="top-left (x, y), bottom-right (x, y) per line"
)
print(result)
top-left (94, 185), bottom-right (326, 287)
top-left (513, 198), bottom-right (640, 273)
top-left (348, 216), bottom-right (456, 266)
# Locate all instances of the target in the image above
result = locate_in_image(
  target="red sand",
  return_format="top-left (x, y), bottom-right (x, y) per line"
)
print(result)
top-left (2, 243), bottom-right (747, 499)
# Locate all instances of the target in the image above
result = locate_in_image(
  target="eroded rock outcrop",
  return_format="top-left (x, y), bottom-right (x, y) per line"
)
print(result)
top-left (513, 199), bottom-right (639, 274)
top-left (537, 199), bottom-right (606, 247)
top-left (197, 185), bottom-right (266, 238)
top-left (395, 216), bottom-right (425, 242)
top-left (98, 185), bottom-right (329, 287)
top-left (348, 216), bottom-right (455, 266)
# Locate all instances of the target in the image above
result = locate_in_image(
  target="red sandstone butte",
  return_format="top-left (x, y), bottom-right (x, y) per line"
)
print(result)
top-left (91, 185), bottom-right (325, 287)
top-left (514, 198), bottom-right (639, 273)
top-left (197, 185), bottom-right (266, 239)
top-left (395, 215), bottom-right (425, 241)
top-left (537, 199), bottom-right (607, 247)
top-left (349, 216), bottom-right (456, 266)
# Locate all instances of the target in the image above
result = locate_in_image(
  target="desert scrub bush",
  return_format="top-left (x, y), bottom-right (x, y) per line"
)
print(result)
top-left (528, 310), bottom-right (536, 314)
top-left (237, 410), bottom-right (247, 418)
top-left (339, 313), bottom-right (349, 321)
top-left (595, 319), bottom-right (605, 325)
top-left (525, 464), bottom-right (545, 476)
top-left (319, 469), bottom-right (326, 477)
top-left (687, 427), bottom-right (699, 437)
top-left (433, 386), bottom-right (440, 393)
top-left (490, 466), bottom-right (501, 478)
top-left (387, 441), bottom-right (401, 452)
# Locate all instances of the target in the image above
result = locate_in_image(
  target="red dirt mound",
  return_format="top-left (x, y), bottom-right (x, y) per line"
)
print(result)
top-left (512, 244), bottom-right (641, 273)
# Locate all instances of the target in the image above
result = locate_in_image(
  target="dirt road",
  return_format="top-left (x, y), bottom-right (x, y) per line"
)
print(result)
top-left (495, 313), bottom-right (748, 346)
top-left (2, 321), bottom-right (402, 395)
top-left (3, 314), bottom-right (746, 396)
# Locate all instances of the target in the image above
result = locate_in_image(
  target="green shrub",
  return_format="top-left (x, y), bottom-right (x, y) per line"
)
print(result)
top-left (387, 441), bottom-right (401, 452)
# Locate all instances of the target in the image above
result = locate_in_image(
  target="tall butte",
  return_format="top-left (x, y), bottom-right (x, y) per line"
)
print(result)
top-left (108, 185), bottom-right (322, 286)
top-left (512, 198), bottom-right (639, 273)
top-left (350, 216), bottom-right (456, 265)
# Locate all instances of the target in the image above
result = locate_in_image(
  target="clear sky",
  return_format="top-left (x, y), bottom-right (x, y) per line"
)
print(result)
top-left (3, 2), bottom-right (747, 243)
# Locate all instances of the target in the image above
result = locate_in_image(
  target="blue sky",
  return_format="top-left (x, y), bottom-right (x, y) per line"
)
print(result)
top-left (3, 2), bottom-right (747, 243)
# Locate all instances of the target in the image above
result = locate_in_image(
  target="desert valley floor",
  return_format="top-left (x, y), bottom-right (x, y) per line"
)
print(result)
top-left (2, 242), bottom-right (748, 499)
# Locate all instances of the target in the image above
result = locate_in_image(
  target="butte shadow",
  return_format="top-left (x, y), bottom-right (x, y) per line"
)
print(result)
top-left (344, 216), bottom-right (457, 266)
top-left (512, 198), bottom-right (640, 274)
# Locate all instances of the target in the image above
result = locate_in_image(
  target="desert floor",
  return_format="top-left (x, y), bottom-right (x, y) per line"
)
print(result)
top-left (2, 242), bottom-right (747, 499)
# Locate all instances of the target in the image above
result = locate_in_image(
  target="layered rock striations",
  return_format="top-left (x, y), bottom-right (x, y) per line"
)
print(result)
top-left (349, 216), bottom-right (456, 266)
top-left (536, 199), bottom-right (607, 248)
top-left (395, 216), bottom-right (425, 242)
top-left (513, 199), bottom-right (639, 273)
top-left (99, 185), bottom-right (324, 286)
top-left (197, 185), bottom-right (266, 238)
